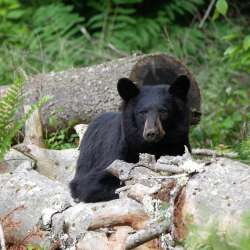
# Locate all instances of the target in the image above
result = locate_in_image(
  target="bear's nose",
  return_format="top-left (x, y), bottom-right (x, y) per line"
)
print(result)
top-left (144, 129), bottom-right (160, 142)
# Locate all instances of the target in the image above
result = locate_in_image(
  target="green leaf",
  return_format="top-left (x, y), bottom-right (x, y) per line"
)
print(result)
top-left (243, 35), bottom-right (250, 50)
top-left (215, 0), bottom-right (228, 16)
top-left (222, 32), bottom-right (239, 41)
top-left (6, 9), bottom-right (25, 19)
top-left (224, 45), bottom-right (238, 56)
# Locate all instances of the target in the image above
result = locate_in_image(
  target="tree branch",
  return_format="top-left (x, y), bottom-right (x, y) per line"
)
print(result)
top-left (199, 0), bottom-right (216, 28)
top-left (125, 221), bottom-right (169, 250)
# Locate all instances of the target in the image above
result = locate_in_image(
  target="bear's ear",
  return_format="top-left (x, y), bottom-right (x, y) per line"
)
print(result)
top-left (169, 75), bottom-right (190, 100)
top-left (117, 78), bottom-right (140, 101)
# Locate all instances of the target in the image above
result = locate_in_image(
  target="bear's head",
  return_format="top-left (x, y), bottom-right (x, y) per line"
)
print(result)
top-left (117, 75), bottom-right (190, 146)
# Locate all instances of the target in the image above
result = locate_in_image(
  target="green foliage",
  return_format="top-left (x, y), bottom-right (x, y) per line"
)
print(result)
top-left (0, 2), bottom-right (86, 85)
top-left (0, 77), bottom-right (49, 160)
top-left (237, 133), bottom-right (250, 164)
top-left (189, 20), bottom-right (250, 149)
top-left (184, 214), bottom-right (250, 250)
top-left (85, 0), bottom-right (204, 54)
top-left (223, 33), bottom-right (250, 73)
top-left (45, 128), bottom-right (78, 150)
top-left (0, 78), bottom-right (23, 159)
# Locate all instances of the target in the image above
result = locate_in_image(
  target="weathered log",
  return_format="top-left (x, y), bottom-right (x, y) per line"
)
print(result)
top-left (107, 153), bottom-right (250, 246)
top-left (0, 164), bottom-right (149, 248)
top-left (125, 221), bottom-right (169, 250)
top-left (0, 163), bottom-right (73, 247)
top-left (174, 157), bottom-right (250, 240)
top-left (23, 54), bottom-right (141, 130)
top-left (88, 198), bottom-right (148, 230)
top-left (1, 144), bottom-right (250, 249)
top-left (1, 53), bottom-right (199, 131)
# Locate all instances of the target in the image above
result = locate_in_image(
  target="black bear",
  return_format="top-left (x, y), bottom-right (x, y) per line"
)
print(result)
top-left (70, 75), bottom-right (191, 202)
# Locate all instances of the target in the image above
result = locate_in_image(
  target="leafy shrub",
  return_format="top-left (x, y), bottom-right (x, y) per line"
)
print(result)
top-left (45, 128), bottom-right (78, 149)
top-left (0, 2), bottom-right (86, 85)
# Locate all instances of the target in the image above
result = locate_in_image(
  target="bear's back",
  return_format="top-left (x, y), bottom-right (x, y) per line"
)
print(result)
top-left (77, 112), bottom-right (125, 172)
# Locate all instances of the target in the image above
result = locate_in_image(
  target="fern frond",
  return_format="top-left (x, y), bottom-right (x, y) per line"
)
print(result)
top-left (0, 78), bottom-right (49, 160)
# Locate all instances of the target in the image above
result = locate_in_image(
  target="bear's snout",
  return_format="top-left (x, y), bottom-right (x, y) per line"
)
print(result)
top-left (143, 128), bottom-right (161, 142)
top-left (143, 114), bottom-right (165, 143)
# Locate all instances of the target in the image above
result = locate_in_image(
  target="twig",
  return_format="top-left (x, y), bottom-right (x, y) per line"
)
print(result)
top-left (12, 145), bottom-right (38, 166)
top-left (107, 43), bottom-right (128, 57)
top-left (125, 221), bottom-right (169, 250)
top-left (0, 223), bottom-right (6, 250)
top-left (153, 163), bottom-right (184, 174)
top-left (141, 174), bottom-right (188, 180)
top-left (199, 0), bottom-right (216, 28)
top-left (192, 148), bottom-right (238, 158)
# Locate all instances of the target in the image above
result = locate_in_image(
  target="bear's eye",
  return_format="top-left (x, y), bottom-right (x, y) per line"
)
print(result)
top-left (159, 109), bottom-right (168, 115)
top-left (137, 110), bottom-right (147, 117)
top-left (159, 109), bottom-right (168, 119)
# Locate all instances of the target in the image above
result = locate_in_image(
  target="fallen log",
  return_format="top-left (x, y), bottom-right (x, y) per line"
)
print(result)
top-left (0, 54), bottom-right (201, 131)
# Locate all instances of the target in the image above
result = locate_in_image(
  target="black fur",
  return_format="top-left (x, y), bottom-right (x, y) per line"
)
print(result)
top-left (70, 75), bottom-right (191, 202)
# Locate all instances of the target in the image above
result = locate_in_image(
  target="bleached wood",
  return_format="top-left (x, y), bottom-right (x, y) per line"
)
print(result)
top-left (0, 223), bottom-right (6, 250)
top-left (125, 221), bottom-right (169, 250)
top-left (88, 198), bottom-right (148, 230)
